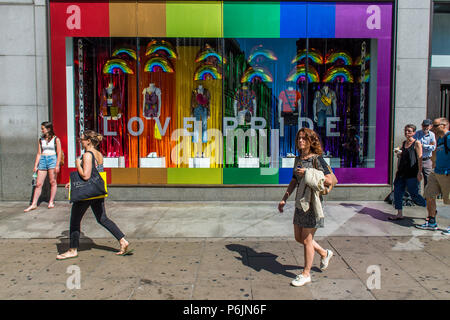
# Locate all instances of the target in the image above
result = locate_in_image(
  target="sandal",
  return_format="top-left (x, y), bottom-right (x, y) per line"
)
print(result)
top-left (56, 252), bottom-right (78, 260)
top-left (24, 205), bottom-right (37, 213)
top-left (116, 243), bottom-right (134, 256)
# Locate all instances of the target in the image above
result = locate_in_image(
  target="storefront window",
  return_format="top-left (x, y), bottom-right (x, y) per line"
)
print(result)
top-left (52, 1), bottom-right (393, 184)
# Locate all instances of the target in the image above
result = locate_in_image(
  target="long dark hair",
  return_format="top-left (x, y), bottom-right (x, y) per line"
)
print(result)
top-left (41, 121), bottom-right (55, 140)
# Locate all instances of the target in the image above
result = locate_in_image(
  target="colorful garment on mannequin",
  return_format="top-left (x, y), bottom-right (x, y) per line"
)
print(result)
top-left (191, 87), bottom-right (211, 117)
top-left (234, 87), bottom-right (256, 114)
top-left (314, 88), bottom-right (336, 116)
top-left (100, 86), bottom-right (122, 118)
top-left (278, 90), bottom-right (301, 113)
top-left (143, 87), bottom-right (161, 118)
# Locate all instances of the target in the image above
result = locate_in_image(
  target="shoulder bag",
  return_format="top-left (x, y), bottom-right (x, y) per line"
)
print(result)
top-left (313, 155), bottom-right (338, 195)
top-left (68, 151), bottom-right (107, 203)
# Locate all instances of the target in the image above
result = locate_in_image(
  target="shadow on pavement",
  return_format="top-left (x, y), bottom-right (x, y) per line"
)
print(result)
top-left (226, 244), bottom-right (303, 279)
top-left (56, 230), bottom-right (118, 254)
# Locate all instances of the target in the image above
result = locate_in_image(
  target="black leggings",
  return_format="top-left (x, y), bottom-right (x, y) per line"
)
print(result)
top-left (69, 198), bottom-right (125, 249)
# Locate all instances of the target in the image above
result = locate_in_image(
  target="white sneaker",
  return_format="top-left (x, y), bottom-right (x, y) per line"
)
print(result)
top-left (320, 249), bottom-right (333, 270)
top-left (291, 274), bottom-right (311, 287)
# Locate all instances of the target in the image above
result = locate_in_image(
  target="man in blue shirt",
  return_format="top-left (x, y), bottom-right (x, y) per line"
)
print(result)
top-left (416, 118), bottom-right (450, 232)
top-left (413, 119), bottom-right (436, 187)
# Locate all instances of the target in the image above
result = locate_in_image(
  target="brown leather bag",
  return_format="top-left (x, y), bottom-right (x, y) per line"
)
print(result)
top-left (313, 156), bottom-right (338, 195)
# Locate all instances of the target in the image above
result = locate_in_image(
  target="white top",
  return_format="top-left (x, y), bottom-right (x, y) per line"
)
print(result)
top-left (41, 136), bottom-right (57, 155)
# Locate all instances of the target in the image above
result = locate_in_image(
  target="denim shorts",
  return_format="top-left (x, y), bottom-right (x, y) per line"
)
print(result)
top-left (38, 155), bottom-right (57, 170)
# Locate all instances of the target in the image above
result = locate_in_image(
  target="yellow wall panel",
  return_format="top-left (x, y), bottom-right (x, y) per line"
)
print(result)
top-left (109, 1), bottom-right (137, 37)
top-left (137, 1), bottom-right (166, 37)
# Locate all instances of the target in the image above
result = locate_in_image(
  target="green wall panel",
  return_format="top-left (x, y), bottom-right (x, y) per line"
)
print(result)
top-left (223, 168), bottom-right (279, 184)
top-left (223, 1), bottom-right (280, 38)
top-left (166, 1), bottom-right (223, 37)
top-left (167, 168), bottom-right (223, 184)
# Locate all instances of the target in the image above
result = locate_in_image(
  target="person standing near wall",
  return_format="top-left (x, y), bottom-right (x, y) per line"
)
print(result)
top-left (278, 128), bottom-right (334, 287)
top-left (24, 122), bottom-right (62, 212)
top-left (413, 119), bottom-right (436, 188)
top-left (416, 118), bottom-right (450, 232)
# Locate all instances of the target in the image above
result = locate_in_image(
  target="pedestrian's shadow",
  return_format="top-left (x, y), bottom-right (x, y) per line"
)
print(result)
top-left (56, 230), bottom-right (118, 254)
top-left (226, 244), bottom-right (314, 279)
top-left (340, 203), bottom-right (416, 228)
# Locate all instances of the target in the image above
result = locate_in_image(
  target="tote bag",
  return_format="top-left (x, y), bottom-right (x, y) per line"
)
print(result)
top-left (69, 152), bottom-right (108, 203)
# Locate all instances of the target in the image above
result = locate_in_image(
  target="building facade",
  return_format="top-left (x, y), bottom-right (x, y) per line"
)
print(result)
top-left (0, 0), bottom-right (436, 201)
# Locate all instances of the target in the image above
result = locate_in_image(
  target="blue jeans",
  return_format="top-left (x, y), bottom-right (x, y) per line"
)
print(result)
top-left (38, 154), bottom-right (57, 170)
top-left (193, 106), bottom-right (208, 143)
top-left (393, 176), bottom-right (426, 210)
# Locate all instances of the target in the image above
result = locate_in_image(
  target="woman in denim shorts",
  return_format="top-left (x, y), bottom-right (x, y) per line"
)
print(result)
top-left (25, 122), bottom-right (62, 212)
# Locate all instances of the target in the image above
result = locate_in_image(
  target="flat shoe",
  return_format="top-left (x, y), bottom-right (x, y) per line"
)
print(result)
top-left (56, 254), bottom-right (78, 261)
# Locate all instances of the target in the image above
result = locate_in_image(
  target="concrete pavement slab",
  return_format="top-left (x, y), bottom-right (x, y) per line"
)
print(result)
top-left (192, 278), bottom-right (253, 300)
top-left (251, 279), bottom-right (315, 300)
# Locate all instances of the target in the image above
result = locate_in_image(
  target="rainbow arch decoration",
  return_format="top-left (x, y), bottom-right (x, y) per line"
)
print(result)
top-left (194, 65), bottom-right (222, 80)
top-left (241, 66), bottom-right (273, 83)
top-left (323, 66), bottom-right (354, 83)
top-left (145, 40), bottom-right (178, 59)
top-left (102, 59), bottom-right (134, 74)
top-left (248, 45), bottom-right (278, 64)
top-left (144, 56), bottom-right (174, 73)
top-left (325, 51), bottom-right (353, 65)
top-left (195, 44), bottom-right (226, 64)
top-left (291, 49), bottom-right (323, 65)
top-left (286, 64), bottom-right (320, 83)
top-left (112, 48), bottom-right (137, 60)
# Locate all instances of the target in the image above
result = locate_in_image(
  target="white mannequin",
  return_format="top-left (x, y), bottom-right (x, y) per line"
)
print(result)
top-left (312, 85), bottom-right (337, 123)
top-left (234, 85), bottom-right (257, 125)
top-left (278, 86), bottom-right (301, 119)
top-left (142, 83), bottom-right (161, 118)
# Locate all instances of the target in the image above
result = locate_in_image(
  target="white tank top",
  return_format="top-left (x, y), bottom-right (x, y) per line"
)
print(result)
top-left (41, 137), bottom-right (57, 155)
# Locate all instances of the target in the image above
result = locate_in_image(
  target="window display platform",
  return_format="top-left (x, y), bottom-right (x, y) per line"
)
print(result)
top-left (140, 157), bottom-right (166, 168)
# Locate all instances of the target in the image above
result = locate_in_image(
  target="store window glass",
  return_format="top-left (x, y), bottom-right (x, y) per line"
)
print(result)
top-left (431, 2), bottom-right (450, 67)
top-left (71, 37), bottom-right (138, 168)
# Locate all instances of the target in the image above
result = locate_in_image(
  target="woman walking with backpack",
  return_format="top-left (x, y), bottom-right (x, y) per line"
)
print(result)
top-left (278, 128), bottom-right (335, 287)
top-left (25, 121), bottom-right (62, 212)
top-left (56, 130), bottom-right (131, 260)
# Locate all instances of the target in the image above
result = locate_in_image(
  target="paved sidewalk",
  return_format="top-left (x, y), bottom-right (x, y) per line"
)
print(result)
top-left (0, 201), bottom-right (449, 300)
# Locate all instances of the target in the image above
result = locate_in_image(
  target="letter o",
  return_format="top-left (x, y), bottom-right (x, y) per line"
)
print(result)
top-left (127, 117), bottom-right (144, 136)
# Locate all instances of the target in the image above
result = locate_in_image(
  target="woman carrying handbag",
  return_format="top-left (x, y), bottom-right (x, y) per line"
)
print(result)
top-left (56, 130), bottom-right (131, 260)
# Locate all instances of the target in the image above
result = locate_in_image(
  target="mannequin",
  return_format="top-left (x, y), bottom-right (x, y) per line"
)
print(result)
top-left (101, 82), bottom-right (122, 120)
top-left (312, 85), bottom-right (337, 128)
top-left (191, 84), bottom-right (211, 149)
top-left (233, 85), bottom-right (257, 126)
top-left (142, 83), bottom-right (161, 119)
top-left (278, 85), bottom-right (301, 125)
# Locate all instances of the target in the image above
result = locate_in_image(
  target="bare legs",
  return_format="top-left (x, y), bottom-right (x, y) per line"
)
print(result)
top-left (294, 225), bottom-right (327, 277)
top-left (24, 170), bottom-right (47, 212)
top-left (47, 169), bottom-right (57, 208)
top-left (24, 169), bottom-right (58, 212)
